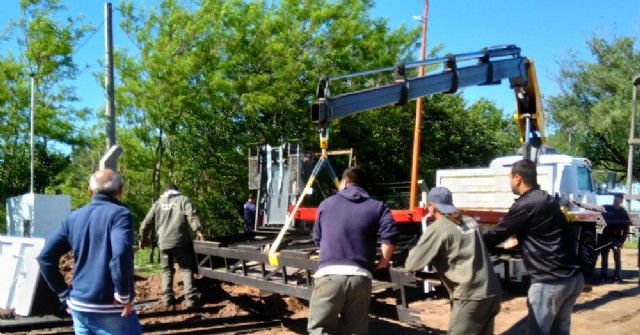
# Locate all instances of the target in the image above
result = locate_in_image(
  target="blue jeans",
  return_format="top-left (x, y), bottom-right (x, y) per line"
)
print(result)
top-left (70, 309), bottom-right (142, 335)
top-left (526, 273), bottom-right (584, 335)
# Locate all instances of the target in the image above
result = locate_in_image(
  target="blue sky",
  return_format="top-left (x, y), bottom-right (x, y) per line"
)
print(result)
top-left (1, 0), bottom-right (638, 115)
top-left (370, 0), bottom-right (639, 114)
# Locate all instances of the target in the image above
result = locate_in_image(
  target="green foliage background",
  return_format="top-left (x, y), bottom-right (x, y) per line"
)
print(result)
top-left (546, 35), bottom-right (640, 183)
top-left (6, 1), bottom-right (636, 237)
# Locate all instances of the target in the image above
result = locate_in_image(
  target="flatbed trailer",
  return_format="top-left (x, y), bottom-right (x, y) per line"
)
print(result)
top-left (194, 230), bottom-right (427, 326)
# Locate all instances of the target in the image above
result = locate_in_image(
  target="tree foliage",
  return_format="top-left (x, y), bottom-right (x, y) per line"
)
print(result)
top-left (112, 0), bottom-right (428, 235)
top-left (547, 35), bottom-right (640, 179)
top-left (1, 0), bottom-right (522, 235)
top-left (0, 0), bottom-right (93, 232)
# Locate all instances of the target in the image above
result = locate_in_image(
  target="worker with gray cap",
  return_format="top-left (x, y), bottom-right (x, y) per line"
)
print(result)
top-left (406, 187), bottom-right (501, 335)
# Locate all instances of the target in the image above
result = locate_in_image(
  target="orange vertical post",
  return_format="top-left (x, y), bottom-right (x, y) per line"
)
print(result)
top-left (409, 0), bottom-right (429, 210)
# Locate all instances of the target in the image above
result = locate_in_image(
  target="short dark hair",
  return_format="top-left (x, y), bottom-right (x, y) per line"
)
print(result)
top-left (613, 193), bottom-right (624, 200)
top-left (164, 183), bottom-right (179, 192)
top-left (512, 159), bottom-right (537, 186)
top-left (342, 167), bottom-right (367, 187)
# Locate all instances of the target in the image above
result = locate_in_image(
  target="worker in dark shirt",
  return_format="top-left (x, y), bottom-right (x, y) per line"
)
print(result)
top-left (243, 194), bottom-right (256, 234)
top-left (571, 193), bottom-right (630, 283)
top-left (484, 159), bottom-right (584, 335)
top-left (307, 167), bottom-right (399, 335)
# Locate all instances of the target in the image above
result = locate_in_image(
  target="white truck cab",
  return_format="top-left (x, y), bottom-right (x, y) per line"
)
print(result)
top-left (490, 154), bottom-right (598, 207)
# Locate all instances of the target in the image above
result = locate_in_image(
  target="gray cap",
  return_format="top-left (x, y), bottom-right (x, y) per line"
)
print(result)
top-left (427, 187), bottom-right (457, 214)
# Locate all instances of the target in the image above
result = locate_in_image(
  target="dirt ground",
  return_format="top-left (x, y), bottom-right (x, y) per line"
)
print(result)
top-left (240, 248), bottom-right (640, 335)
top-left (132, 248), bottom-right (640, 334)
top-left (407, 247), bottom-right (640, 335)
top-left (2, 248), bottom-right (640, 334)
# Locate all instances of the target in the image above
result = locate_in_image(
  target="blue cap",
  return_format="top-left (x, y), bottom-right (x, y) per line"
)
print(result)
top-left (427, 187), bottom-right (457, 214)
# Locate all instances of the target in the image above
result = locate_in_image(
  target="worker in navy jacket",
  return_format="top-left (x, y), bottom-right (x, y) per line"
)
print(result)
top-left (571, 193), bottom-right (631, 282)
top-left (38, 169), bottom-right (142, 335)
top-left (308, 167), bottom-right (399, 335)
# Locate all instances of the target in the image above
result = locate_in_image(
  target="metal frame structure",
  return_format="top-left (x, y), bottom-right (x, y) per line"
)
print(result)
top-left (195, 238), bottom-right (317, 300)
top-left (194, 234), bottom-right (426, 326)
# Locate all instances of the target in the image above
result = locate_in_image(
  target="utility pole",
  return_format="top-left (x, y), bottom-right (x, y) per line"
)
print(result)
top-left (30, 74), bottom-right (35, 194)
top-left (104, 2), bottom-right (118, 169)
top-left (409, 0), bottom-right (429, 210)
top-left (625, 75), bottom-right (640, 209)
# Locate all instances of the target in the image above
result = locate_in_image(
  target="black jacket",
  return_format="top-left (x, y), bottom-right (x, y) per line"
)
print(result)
top-left (601, 205), bottom-right (630, 238)
top-left (483, 187), bottom-right (580, 283)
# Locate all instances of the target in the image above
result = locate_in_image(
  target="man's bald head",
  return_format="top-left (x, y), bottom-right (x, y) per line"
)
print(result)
top-left (89, 169), bottom-right (122, 197)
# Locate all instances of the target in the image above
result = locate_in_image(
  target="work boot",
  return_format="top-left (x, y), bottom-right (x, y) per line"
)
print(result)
top-left (186, 299), bottom-right (201, 310)
top-left (163, 296), bottom-right (177, 308)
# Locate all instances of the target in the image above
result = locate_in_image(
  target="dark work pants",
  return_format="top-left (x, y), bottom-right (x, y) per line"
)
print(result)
top-left (598, 235), bottom-right (622, 278)
top-left (160, 246), bottom-right (197, 306)
top-left (448, 294), bottom-right (501, 335)
top-left (307, 275), bottom-right (372, 335)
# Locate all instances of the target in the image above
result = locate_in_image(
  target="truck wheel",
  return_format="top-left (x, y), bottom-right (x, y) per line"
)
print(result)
top-left (578, 230), bottom-right (597, 276)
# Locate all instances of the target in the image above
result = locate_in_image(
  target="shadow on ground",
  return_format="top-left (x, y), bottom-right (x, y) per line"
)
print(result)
top-left (277, 317), bottom-right (445, 335)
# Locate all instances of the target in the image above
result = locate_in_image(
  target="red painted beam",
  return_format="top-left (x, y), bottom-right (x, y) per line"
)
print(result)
top-left (289, 206), bottom-right (427, 224)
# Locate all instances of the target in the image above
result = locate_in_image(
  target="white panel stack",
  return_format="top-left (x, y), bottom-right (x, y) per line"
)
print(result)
top-left (436, 165), bottom-right (556, 211)
top-left (6, 193), bottom-right (71, 239)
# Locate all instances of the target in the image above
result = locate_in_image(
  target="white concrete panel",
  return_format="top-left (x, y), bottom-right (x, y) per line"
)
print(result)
top-left (437, 165), bottom-right (556, 211)
top-left (0, 236), bottom-right (45, 316)
top-left (5, 194), bottom-right (70, 239)
top-left (6, 194), bottom-right (33, 237)
top-left (32, 194), bottom-right (71, 239)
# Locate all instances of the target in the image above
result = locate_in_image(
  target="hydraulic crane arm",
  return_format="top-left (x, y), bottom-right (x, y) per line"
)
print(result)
top-left (311, 45), bottom-right (526, 124)
top-left (513, 59), bottom-right (546, 158)
top-left (311, 45), bottom-right (545, 161)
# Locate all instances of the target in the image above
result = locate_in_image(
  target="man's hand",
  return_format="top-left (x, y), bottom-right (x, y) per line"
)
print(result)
top-left (195, 231), bottom-right (204, 241)
top-left (503, 237), bottom-right (519, 249)
top-left (114, 300), bottom-right (134, 317)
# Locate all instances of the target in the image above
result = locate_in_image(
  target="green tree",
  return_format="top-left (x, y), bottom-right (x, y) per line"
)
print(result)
top-left (114, 0), bottom-right (421, 235)
top-left (547, 35), bottom-right (640, 178)
top-left (0, 0), bottom-right (94, 231)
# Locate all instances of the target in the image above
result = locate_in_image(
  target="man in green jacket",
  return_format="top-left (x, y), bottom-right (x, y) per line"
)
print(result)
top-left (139, 183), bottom-right (204, 308)
top-left (405, 187), bottom-right (502, 335)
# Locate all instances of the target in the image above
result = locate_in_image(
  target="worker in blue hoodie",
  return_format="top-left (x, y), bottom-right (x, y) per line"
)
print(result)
top-left (38, 169), bottom-right (142, 335)
top-left (307, 167), bottom-right (399, 335)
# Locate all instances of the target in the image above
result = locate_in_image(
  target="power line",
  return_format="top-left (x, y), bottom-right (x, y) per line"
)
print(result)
top-left (72, 20), bottom-right (104, 57)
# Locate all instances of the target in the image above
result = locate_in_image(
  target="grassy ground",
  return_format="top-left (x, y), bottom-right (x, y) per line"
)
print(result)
top-left (134, 247), bottom-right (163, 275)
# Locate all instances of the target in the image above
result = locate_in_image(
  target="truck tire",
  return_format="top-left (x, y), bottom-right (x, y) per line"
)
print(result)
top-left (578, 230), bottom-right (597, 276)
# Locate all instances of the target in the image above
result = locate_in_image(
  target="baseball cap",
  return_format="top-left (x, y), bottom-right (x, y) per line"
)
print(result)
top-left (427, 187), bottom-right (457, 214)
